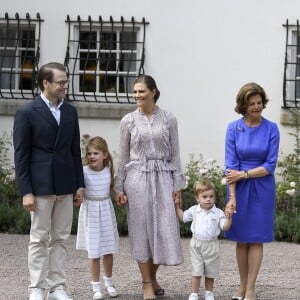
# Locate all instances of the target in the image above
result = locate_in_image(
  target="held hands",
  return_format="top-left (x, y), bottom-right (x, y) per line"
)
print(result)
top-left (225, 197), bottom-right (236, 218)
top-left (115, 193), bottom-right (128, 207)
top-left (23, 193), bottom-right (36, 211)
top-left (173, 190), bottom-right (182, 208)
top-left (73, 188), bottom-right (85, 206)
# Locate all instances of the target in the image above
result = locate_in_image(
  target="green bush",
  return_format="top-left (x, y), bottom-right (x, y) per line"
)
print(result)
top-left (0, 202), bottom-right (30, 233)
top-left (180, 154), bottom-right (227, 237)
top-left (0, 132), bottom-right (19, 206)
top-left (275, 109), bottom-right (300, 242)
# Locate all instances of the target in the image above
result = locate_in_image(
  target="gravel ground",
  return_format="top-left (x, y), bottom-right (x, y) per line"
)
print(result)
top-left (0, 234), bottom-right (299, 300)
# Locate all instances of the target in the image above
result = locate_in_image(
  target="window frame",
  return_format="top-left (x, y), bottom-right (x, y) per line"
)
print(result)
top-left (0, 12), bottom-right (42, 100)
top-left (65, 15), bottom-right (148, 103)
top-left (283, 19), bottom-right (300, 109)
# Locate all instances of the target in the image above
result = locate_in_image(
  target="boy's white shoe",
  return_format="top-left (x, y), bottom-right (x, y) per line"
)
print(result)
top-left (47, 287), bottom-right (72, 300)
top-left (205, 290), bottom-right (215, 300)
top-left (29, 288), bottom-right (44, 300)
top-left (103, 276), bottom-right (118, 297)
top-left (188, 292), bottom-right (199, 300)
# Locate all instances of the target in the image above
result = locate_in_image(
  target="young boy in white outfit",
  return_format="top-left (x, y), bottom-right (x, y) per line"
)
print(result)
top-left (176, 180), bottom-right (232, 300)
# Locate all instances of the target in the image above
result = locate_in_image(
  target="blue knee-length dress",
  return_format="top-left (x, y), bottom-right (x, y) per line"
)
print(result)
top-left (224, 117), bottom-right (280, 243)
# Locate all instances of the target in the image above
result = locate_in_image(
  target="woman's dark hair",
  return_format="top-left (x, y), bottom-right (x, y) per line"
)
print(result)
top-left (235, 82), bottom-right (269, 115)
top-left (38, 62), bottom-right (67, 91)
top-left (133, 75), bottom-right (160, 103)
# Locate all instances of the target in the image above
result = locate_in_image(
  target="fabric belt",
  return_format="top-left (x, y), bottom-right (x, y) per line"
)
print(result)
top-left (85, 195), bottom-right (110, 201)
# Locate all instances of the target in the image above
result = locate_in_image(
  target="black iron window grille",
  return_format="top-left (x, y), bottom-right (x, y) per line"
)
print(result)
top-left (0, 12), bottom-right (42, 100)
top-left (283, 19), bottom-right (300, 109)
top-left (64, 15), bottom-right (148, 103)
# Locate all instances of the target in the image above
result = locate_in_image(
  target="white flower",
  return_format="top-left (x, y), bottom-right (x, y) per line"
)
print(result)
top-left (220, 177), bottom-right (227, 185)
top-left (285, 189), bottom-right (296, 196)
top-left (206, 158), bottom-right (214, 164)
top-left (290, 181), bottom-right (296, 188)
top-left (199, 168), bottom-right (208, 175)
top-left (183, 176), bottom-right (190, 189)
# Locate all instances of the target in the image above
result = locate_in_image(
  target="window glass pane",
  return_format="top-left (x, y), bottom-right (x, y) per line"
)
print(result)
top-left (21, 29), bottom-right (35, 48)
top-left (120, 31), bottom-right (137, 50)
top-left (0, 28), bottom-right (16, 47)
top-left (79, 52), bottom-right (97, 70)
top-left (0, 73), bottom-right (15, 89)
top-left (100, 75), bottom-right (116, 93)
top-left (79, 31), bottom-right (97, 49)
top-left (79, 52), bottom-right (97, 92)
top-left (99, 53), bottom-right (116, 71)
top-left (19, 50), bottom-right (35, 89)
top-left (120, 52), bottom-right (136, 72)
top-left (80, 73), bottom-right (96, 92)
top-left (0, 49), bottom-right (15, 68)
top-left (100, 32), bottom-right (116, 50)
top-left (119, 75), bottom-right (135, 93)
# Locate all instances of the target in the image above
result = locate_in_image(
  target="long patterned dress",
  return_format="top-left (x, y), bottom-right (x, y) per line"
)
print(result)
top-left (224, 117), bottom-right (280, 243)
top-left (114, 107), bottom-right (186, 265)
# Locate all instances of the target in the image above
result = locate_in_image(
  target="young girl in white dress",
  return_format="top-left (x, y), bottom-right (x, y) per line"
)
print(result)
top-left (76, 136), bottom-right (119, 299)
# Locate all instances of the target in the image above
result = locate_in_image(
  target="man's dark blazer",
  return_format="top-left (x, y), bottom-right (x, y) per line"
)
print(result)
top-left (13, 96), bottom-right (84, 196)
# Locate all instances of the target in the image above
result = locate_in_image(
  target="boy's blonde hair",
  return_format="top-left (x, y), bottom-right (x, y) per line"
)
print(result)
top-left (84, 136), bottom-right (114, 189)
top-left (194, 180), bottom-right (215, 197)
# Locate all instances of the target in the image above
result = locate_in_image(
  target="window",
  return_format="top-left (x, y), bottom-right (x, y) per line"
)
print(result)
top-left (0, 13), bottom-right (42, 99)
top-left (65, 16), bottom-right (148, 103)
top-left (283, 19), bottom-right (300, 108)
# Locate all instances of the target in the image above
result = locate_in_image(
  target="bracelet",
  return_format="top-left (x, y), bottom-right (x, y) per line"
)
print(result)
top-left (229, 194), bottom-right (235, 197)
top-left (244, 170), bottom-right (249, 179)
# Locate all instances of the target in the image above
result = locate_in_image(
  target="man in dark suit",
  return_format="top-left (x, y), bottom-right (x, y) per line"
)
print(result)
top-left (13, 62), bottom-right (85, 300)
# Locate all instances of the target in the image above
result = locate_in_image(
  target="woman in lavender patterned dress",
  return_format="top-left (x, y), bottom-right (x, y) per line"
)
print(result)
top-left (115, 75), bottom-right (186, 300)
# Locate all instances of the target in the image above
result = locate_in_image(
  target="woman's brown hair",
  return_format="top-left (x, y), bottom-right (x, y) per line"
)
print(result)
top-left (235, 82), bottom-right (269, 115)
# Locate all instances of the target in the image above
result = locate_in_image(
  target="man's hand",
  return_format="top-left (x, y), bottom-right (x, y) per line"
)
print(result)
top-left (73, 188), bottom-right (85, 206)
top-left (23, 194), bottom-right (36, 211)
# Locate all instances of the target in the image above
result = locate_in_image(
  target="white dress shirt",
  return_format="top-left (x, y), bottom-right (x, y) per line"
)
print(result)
top-left (183, 204), bottom-right (226, 240)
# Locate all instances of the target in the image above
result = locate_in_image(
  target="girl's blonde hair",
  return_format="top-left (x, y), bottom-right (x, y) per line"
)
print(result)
top-left (84, 136), bottom-right (114, 189)
top-left (194, 180), bottom-right (215, 197)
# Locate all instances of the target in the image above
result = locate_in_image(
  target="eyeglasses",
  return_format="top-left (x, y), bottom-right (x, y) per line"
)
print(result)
top-left (52, 80), bottom-right (69, 87)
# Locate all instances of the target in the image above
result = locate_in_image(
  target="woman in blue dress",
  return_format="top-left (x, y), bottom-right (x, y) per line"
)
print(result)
top-left (224, 82), bottom-right (280, 300)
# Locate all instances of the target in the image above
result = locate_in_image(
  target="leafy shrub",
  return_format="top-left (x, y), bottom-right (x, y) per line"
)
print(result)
top-left (275, 109), bottom-right (300, 242)
top-left (0, 132), bottom-right (19, 206)
top-left (113, 202), bottom-right (128, 235)
top-left (181, 154), bottom-right (227, 237)
top-left (0, 202), bottom-right (30, 233)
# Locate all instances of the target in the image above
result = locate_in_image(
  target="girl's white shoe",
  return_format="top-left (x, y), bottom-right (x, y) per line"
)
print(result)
top-left (103, 276), bottom-right (118, 298)
top-left (91, 282), bottom-right (103, 300)
top-left (93, 291), bottom-right (103, 300)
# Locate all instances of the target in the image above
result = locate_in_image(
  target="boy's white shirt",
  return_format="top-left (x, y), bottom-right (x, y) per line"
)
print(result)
top-left (182, 204), bottom-right (226, 240)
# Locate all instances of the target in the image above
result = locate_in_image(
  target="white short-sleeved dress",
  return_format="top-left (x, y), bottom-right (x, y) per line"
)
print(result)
top-left (76, 166), bottom-right (119, 258)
